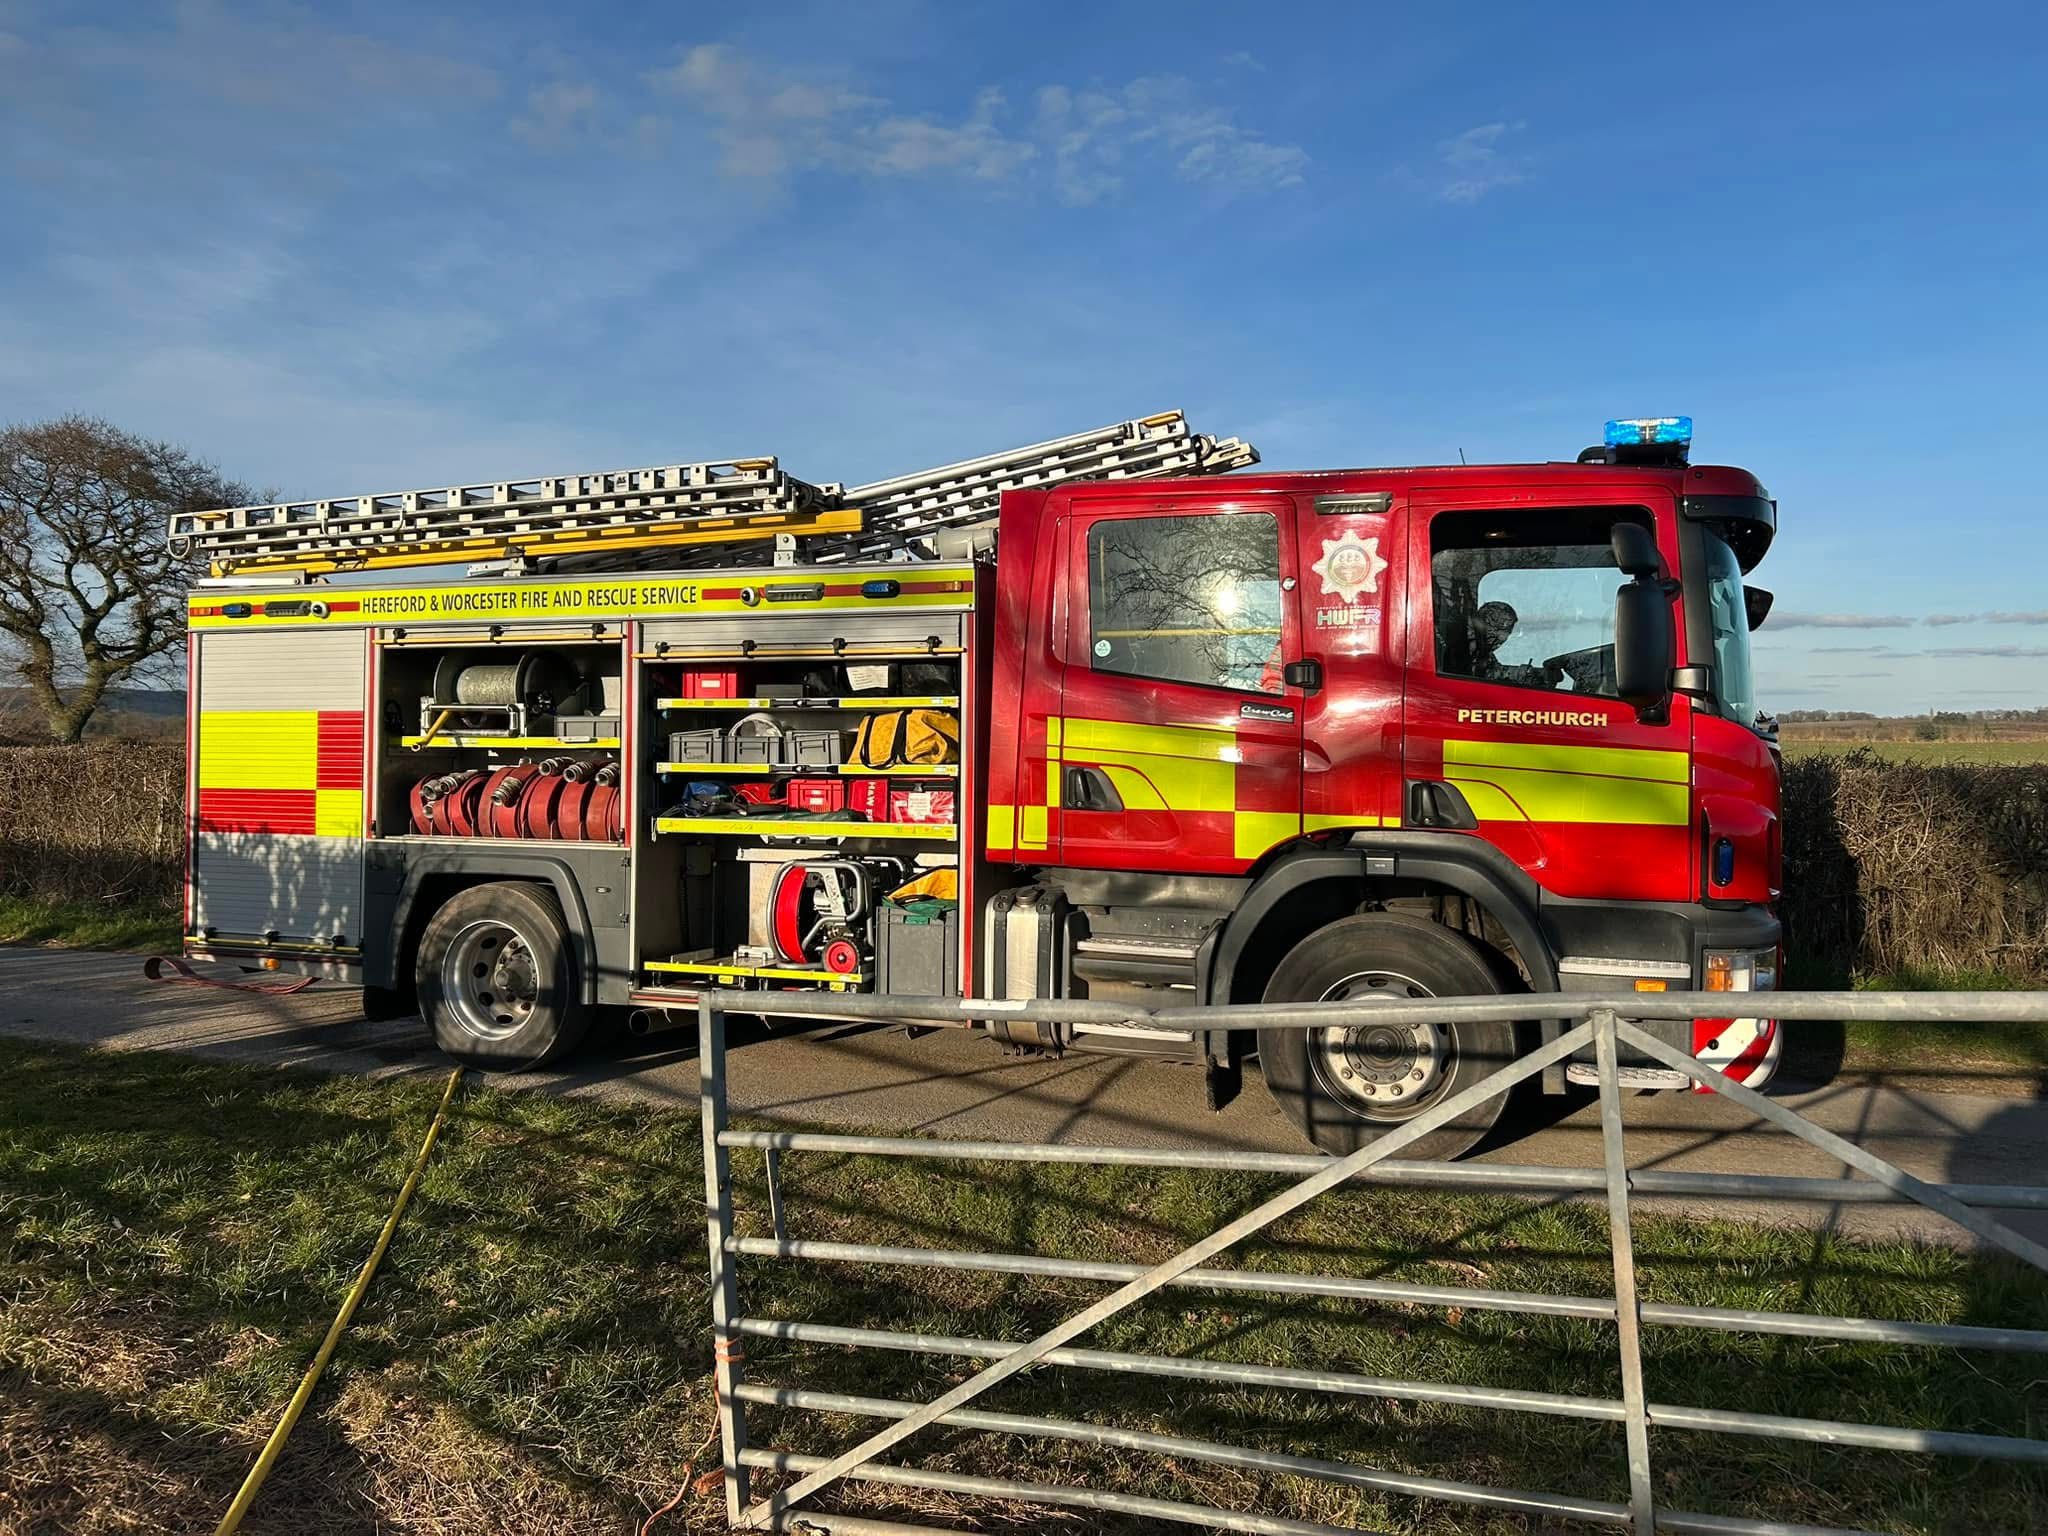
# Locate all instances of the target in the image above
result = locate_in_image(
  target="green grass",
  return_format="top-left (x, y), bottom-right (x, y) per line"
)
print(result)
top-left (4, 1039), bottom-right (2047, 1533)
top-left (1780, 737), bottom-right (2048, 764)
top-left (1838, 966), bottom-right (2048, 1079)
top-left (0, 894), bottom-right (179, 952)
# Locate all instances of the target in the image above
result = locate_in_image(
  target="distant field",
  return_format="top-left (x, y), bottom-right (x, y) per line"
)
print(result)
top-left (1779, 736), bottom-right (2048, 763)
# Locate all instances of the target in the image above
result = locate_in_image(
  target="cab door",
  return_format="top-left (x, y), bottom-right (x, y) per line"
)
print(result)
top-left (1294, 490), bottom-right (1408, 837)
top-left (1401, 487), bottom-right (1694, 902)
top-left (1051, 494), bottom-right (1304, 876)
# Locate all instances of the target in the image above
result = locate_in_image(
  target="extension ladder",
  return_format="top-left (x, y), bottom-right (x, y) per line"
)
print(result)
top-left (168, 412), bottom-right (1258, 577)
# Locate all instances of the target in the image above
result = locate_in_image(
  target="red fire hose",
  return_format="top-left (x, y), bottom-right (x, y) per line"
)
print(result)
top-left (144, 954), bottom-right (319, 995)
top-left (406, 757), bottom-right (619, 842)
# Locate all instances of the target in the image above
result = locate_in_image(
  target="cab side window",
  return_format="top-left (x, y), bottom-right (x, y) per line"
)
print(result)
top-left (1086, 512), bottom-right (1283, 695)
top-left (1431, 507), bottom-right (1647, 698)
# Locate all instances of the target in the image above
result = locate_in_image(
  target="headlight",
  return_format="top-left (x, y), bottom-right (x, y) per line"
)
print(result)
top-left (1703, 948), bottom-right (1778, 992)
top-left (1752, 948), bottom-right (1779, 992)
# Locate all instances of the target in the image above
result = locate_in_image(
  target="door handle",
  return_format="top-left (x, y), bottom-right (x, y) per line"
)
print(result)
top-left (1406, 779), bottom-right (1478, 830)
top-left (1063, 766), bottom-right (1124, 812)
top-left (1282, 658), bottom-right (1323, 693)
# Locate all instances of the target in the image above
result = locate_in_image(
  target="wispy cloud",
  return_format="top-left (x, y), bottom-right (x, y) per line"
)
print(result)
top-left (511, 81), bottom-right (599, 149)
top-left (1037, 77), bottom-right (1308, 204)
top-left (1923, 611), bottom-right (2048, 626)
top-left (646, 46), bottom-right (1306, 201)
top-left (1927, 645), bottom-right (2048, 659)
top-left (650, 44), bottom-right (1033, 183)
top-left (1766, 612), bottom-right (1917, 629)
top-left (1436, 121), bottom-right (1528, 203)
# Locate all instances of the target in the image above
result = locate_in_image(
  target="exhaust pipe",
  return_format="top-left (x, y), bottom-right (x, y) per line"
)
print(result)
top-left (627, 1007), bottom-right (690, 1038)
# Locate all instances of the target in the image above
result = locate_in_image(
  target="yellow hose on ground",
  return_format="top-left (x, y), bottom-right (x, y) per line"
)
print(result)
top-left (214, 1066), bottom-right (464, 1536)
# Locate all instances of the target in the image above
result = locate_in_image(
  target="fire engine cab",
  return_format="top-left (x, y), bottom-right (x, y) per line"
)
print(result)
top-left (175, 412), bottom-right (1781, 1158)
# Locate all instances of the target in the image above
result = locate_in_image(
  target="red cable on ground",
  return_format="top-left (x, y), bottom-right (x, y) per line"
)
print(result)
top-left (144, 955), bottom-right (318, 995)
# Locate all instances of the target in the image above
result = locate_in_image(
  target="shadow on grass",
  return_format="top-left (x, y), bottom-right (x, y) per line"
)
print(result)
top-left (5, 1035), bottom-right (2048, 1535)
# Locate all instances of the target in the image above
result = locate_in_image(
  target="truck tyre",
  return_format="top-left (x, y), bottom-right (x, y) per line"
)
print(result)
top-left (1258, 913), bottom-right (1514, 1161)
top-left (415, 882), bottom-right (588, 1071)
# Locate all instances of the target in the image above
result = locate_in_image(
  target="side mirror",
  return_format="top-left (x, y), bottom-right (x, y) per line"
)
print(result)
top-left (1610, 521), bottom-right (1663, 579)
top-left (1614, 579), bottom-right (1675, 711)
top-left (1744, 585), bottom-right (1774, 632)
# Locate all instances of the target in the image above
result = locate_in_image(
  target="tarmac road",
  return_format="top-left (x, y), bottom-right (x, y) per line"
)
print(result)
top-left (4, 945), bottom-right (2045, 1249)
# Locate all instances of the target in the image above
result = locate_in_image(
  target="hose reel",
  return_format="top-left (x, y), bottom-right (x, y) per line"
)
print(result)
top-left (425, 650), bottom-right (588, 736)
top-left (768, 860), bottom-right (885, 973)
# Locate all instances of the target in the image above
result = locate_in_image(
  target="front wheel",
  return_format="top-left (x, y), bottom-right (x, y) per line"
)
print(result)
top-left (415, 882), bottom-right (588, 1070)
top-left (1258, 913), bottom-right (1515, 1161)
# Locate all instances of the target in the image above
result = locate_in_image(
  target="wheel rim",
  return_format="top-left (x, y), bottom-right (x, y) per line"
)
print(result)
top-left (441, 918), bottom-right (541, 1042)
top-left (1308, 969), bottom-right (1450, 1122)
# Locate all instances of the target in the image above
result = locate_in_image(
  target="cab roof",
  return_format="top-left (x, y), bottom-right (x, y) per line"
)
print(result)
top-left (1061, 460), bottom-right (1770, 502)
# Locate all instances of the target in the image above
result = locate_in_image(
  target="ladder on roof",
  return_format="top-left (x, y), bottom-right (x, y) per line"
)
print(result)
top-left (815, 411), bottom-right (1257, 565)
top-left (168, 411), bottom-right (1258, 578)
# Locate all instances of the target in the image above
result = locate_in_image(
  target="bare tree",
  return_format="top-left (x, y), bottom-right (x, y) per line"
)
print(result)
top-left (0, 417), bottom-right (253, 743)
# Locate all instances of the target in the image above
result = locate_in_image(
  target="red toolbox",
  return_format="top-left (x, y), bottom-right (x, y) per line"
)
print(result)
top-left (786, 777), bottom-right (847, 814)
top-left (681, 668), bottom-right (742, 698)
top-left (889, 787), bottom-right (956, 825)
top-left (847, 778), bottom-right (890, 821)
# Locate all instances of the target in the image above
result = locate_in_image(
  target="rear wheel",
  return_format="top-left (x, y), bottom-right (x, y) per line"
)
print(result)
top-left (1258, 913), bottom-right (1515, 1160)
top-left (415, 882), bottom-right (588, 1070)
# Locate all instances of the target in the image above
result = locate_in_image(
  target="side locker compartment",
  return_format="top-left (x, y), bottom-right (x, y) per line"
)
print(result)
top-left (190, 628), bottom-right (368, 954)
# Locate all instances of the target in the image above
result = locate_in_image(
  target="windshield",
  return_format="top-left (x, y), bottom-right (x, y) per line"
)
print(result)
top-left (1701, 530), bottom-right (1759, 729)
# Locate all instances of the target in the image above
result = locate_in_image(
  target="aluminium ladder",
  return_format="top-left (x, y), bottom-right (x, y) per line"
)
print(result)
top-left (168, 411), bottom-right (1258, 577)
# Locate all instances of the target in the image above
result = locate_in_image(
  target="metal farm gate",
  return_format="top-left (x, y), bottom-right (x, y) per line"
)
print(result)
top-left (691, 988), bottom-right (2048, 1535)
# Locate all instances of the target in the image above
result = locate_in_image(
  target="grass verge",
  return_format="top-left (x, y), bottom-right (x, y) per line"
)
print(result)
top-left (0, 894), bottom-right (179, 954)
top-left (2, 1036), bottom-right (2046, 1535)
top-left (1777, 954), bottom-right (2048, 1092)
top-left (1845, 966), bottom-right (2047, 1083)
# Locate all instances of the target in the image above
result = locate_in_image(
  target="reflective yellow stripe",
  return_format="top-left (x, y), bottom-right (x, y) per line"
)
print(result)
top-left (1053, 718), bottom-right (1236, 813)
top-left (1444, 738), bottom-right (1688, 783)
top-left (1019, 805), bottom-right (1048, 849)
top-left (315, 789), bottom-right (363, 838)
top-left (1445, 767), bottom-right (1688, 826)
top-left (985, 804), bottom-right (1015, 852)
top-left (1057, 717), bottom-right (1239, 761)
top-left (189, 565), bottom-right (976, 627)
top-left (1443, 736), bottom-right (1689, 826)
top-left (198, 711), bottom-right (318, 789)
top-left (1445, 778), bottom-right (1528, 823)
top-left (1100, 765), bottom-right (1168, 809)
top-left (1234, 811), bottom-right (1300, 860)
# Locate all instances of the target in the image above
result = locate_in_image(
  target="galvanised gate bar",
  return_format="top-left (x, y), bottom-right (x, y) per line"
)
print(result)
top-left (693, 988), bottom-right (2048, 1535)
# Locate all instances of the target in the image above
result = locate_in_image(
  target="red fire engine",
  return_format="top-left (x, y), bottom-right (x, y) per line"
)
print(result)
top-left (175, 412), bottom-right (1780, 1157)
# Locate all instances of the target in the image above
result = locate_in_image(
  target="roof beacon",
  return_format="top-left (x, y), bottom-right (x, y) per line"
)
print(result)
top-left (1605, 416), bottom-right (1693, 448)
top-left (1596, 414), bottom-right (1694, 467)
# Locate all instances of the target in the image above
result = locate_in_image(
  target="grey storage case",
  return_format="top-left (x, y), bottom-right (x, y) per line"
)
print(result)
top-left (668, 728), bottom-right (724, 764)
top-left (878, 904), bottom-right (958, 998)
top-left (784, 729), bottom-right (845, 767)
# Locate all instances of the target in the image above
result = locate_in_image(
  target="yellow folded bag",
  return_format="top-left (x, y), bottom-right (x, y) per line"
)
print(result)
top-left (851, 709), bottom-right (959, 768)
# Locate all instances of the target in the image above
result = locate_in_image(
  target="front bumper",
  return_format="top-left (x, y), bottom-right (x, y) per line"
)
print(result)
top-left (1540, 897), bottom-right (1782, 1093)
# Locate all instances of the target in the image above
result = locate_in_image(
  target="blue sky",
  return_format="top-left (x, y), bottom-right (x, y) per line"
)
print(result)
top-left (3, 0), bottom-right (2045, 712)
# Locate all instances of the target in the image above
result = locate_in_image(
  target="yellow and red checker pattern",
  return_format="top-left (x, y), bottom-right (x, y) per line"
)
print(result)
top-left (195, 711), bottom-right (366, 837)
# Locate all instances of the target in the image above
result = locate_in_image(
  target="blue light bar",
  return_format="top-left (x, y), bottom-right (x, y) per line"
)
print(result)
top-left (1605, 416), bottom-right (1693, 448)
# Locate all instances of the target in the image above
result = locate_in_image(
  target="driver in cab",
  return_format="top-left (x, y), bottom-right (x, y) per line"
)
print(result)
top-left (1470, 601), bottom-right (1564, 690)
